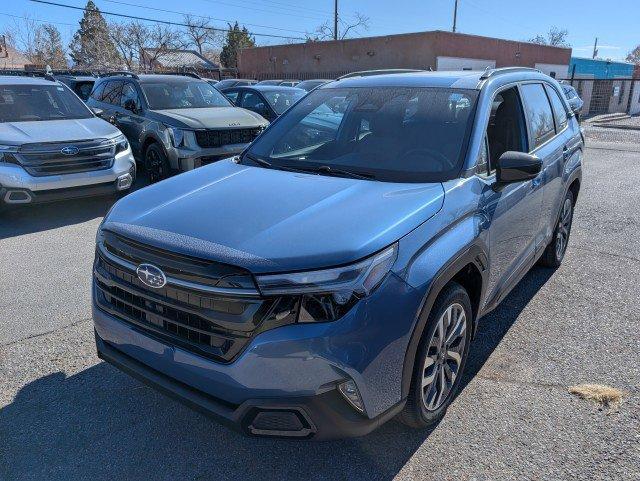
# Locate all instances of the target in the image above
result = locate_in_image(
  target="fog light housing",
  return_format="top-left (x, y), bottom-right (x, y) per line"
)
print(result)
top-left (338, 379), bottom-right (365, 413)
top-left (116, 173), bottom-right (133, 190)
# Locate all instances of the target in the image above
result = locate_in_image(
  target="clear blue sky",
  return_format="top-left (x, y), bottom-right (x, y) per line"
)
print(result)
top-left (2, 0), bottom-right (638, 60)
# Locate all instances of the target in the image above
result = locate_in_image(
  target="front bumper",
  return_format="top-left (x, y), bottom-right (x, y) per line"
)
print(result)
top-left (166, 143), bottom-right (250, 172)
top-left (93, 272), bottom-right (422, 439)
top-left (0, 150), bottom-right (135, 205)
top-left (96, 333), bottom-right (404, 440)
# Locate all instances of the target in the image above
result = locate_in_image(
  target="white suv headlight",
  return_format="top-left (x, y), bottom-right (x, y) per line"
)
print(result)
top-left (0, 145), bottom-right (19, 164)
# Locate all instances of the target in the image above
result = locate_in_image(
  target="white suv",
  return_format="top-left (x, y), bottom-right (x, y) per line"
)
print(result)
top-left (0, 75), bottom-right (135, 207)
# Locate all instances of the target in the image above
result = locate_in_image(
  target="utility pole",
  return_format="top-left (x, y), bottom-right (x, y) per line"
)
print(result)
top-left (592, 37), bottom-right (598, 59)
top-left (334, 0), bottom-right (338, 40)
top-left (452, 0), bottom-right (458, 33)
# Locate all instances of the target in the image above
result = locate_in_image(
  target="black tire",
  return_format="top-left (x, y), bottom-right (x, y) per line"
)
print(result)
top-left (144, 143), bottom-right (171, 183)
top-left (539, 190), bottom-right (575, 268)
top-left (398, 282), bottom-right (473, 428)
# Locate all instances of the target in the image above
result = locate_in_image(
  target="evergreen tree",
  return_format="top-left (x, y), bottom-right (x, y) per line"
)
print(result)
top-left (220, 22), bottom-right (255, 69)
top-left (69, 1), bottom-right (121, 68)
top-left (33, 24), bottom-right (67, 68)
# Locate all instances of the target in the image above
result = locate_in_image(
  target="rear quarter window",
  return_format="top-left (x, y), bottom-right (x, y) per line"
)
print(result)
top-left (544, 84), bottom-right (568, 131)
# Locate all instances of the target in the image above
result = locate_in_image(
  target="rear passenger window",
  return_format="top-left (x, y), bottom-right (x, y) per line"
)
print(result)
top-left (225, 90), bottom-right (240, 104)
top-left (544, 84), bottom-right (568, 131)
top-left (520, 83), bottom-right (555, 149)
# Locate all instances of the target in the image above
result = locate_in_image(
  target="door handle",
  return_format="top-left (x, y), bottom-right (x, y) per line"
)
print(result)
top-left (562, 146), bottom-right (569, 161)
top-left (531, 176), bottom-right (542, 188)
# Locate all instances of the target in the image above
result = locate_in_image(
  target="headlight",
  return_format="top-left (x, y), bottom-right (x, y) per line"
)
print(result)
top-left (112, 134), bottom-right (129, 154)
top-left (256, 244), bottom-right (398, 323)
top-left (166, 126), bottom-right (186, 147)
top-left (0, 145), bottom-right (19, 164)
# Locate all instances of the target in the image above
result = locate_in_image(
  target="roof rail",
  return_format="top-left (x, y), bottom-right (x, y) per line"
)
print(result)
top-left (99, 71), bottom-right (139, 79)
top-left (479, 67), bottom-right (541, 80)
top-left (337, 69), bottom-right (424, 80)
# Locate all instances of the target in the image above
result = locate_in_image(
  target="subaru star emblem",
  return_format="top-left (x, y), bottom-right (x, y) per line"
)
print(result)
top-left (61, 146), bottom-right (79, 155)
top-left (136, 263), bottom-right (167, 289)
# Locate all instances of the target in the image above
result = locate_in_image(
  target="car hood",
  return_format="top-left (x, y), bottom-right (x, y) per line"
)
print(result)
top-left (103, 159), bottom-right (445, 273)
top-left (150, 107), bottom-right (267, 129)
top-left (0, 117), bottom-right (120, 145)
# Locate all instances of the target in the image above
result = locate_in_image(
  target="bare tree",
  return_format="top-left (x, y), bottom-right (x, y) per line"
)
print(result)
top-left (627, 45), bottom-right (640, 65)
top-left (109, 21), bottom-right (183, 70)
top-left (309, 12), bottom-right (370, 41)
top-left (2, 15), bottom-right (40, 61)
top-left (183, 14), bottom-right (220, 55)
top-left (528, 26), bottom-right (570, 48)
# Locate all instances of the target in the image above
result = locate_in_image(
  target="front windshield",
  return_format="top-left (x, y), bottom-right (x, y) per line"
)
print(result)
top-left (0, 84), bottom-right (93, 122)
top-left (141, 80), bottom-right (232, 110)
top-left (245, 86), bottom-right (478, 183)
top-left (263, 89), bottom-right (306, 114)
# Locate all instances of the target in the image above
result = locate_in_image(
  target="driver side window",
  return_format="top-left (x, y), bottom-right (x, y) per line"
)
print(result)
top-left (485, 87), bottom-right (528, 170)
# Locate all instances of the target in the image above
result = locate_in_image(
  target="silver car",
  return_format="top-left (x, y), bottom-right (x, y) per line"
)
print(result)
top-left (0, 76), bottom-right (135, 207)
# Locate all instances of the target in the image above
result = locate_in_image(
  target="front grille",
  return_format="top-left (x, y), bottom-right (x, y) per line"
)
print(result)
top-left (94, 234), bottom-right (299, 362)
top-left (195, 128), bottom-right (262, 148)
top-left (17, 139), bottom-right (115, 177)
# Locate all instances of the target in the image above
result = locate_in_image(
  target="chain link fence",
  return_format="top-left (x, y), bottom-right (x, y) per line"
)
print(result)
top-left (560, 78), bottom-right (640, 117)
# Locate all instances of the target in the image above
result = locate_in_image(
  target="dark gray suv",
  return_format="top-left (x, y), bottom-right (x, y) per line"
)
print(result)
top-left (87, 73), bottom-right (268, 181)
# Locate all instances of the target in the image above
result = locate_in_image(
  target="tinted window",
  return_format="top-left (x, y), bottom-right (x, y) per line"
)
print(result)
top-left (224, 90), bottom-right (240, 104)
top-left (120, 83), bottom-right (141, 110)
top-left (89, 81), bottom-right (106, 102)
top-left (141, 80), bottom-right (231, 109)
top-left (263, 89), bottom-right (306, 114)
top-left (245, 87), bottom-right (478, 183)
top-left (101, 80), bottom-right (124, 105)
top-left (73, 81), bottom-right (95, 101)
top-left (520, 83), bottom-right (555, 148)
top-left (0, 84), bottom-right (93, 122)
top-left (544, 84), bottom-right (568, 131)
top-left (241, 92), bottom-right (265, 110)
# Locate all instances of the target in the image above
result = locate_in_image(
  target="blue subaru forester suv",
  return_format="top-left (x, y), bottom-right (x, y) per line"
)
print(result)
top-left (93, 68), bottom-right (582, 439)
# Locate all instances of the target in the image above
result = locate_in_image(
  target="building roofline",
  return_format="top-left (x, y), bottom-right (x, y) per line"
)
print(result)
top-left (240, 29), bottom-right (572, 52)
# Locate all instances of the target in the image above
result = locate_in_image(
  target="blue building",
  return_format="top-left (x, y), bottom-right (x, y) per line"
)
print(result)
top-left (569, 57), bottom-right (635, 79)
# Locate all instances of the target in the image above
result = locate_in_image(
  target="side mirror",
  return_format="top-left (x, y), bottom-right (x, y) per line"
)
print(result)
top-left (123, 99), bottom-right (139, 114)
top-left (495, 151), bottom-right (542, 184)
top-left (91, 107), bottom-right (104, 117)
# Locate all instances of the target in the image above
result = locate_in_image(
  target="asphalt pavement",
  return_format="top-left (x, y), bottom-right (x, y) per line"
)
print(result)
top-left (1, 141), bottom-right (639, 481)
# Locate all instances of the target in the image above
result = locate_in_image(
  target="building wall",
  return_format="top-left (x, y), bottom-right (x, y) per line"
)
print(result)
top-left (535, 63), bottom-right (569, 79)
top-left (436, 56), bottom-right (495, 71)
top-left (238, 30), bottom-right (571, 79)
top-left (569, 57), bottom-right (635, 79)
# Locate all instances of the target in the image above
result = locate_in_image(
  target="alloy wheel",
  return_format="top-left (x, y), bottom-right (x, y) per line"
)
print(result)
top-left (555, 198), bottom-right (573, 260)
top-left (421, 302), bottom-right (468, 411)
top-left (146, 148), bottom-right (165, 183)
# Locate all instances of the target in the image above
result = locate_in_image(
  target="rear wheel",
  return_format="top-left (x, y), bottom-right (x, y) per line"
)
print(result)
top-left (144, 143), bottom-right (171, 183)
top-left (539, 190), bottom-right (574, 267)
top-left (398, 282), bottom-right (472, 428)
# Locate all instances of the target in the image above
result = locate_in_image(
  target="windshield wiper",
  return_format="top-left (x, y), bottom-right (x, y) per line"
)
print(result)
top-left (310, 165), bottom-right (375, 181)
top-left (242, 152), bottom-right (308, 174)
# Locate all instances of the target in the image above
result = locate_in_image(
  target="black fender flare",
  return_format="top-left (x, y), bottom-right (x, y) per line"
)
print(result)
top-left (400, 243), bottom-right (488, 398)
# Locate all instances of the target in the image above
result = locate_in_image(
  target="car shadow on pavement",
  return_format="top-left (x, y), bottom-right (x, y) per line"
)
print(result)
top-left (0, 177), bottom-right (149, 240)
top-left (0, 266), bottom-right (555, 481)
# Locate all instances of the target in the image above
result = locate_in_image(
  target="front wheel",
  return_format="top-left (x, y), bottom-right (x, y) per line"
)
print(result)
top-left (144, 143), bottom-right (171, 183)
top-left (539, 190), bottom-right (574, 267)
top-left (398, 282), bottom-right (473, 428)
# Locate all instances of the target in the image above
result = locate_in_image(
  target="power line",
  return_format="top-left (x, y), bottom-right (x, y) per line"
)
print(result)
top-left (251, 0), bottom-right (333, 16)
top-left (0, 12), bottom-right (77, 27)
top-left (29, 0), bottom-right (308, 40)
top-left (196, 0), bottom-right (332, 22)
top-left (101, 0), bottom-right (309, 34)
